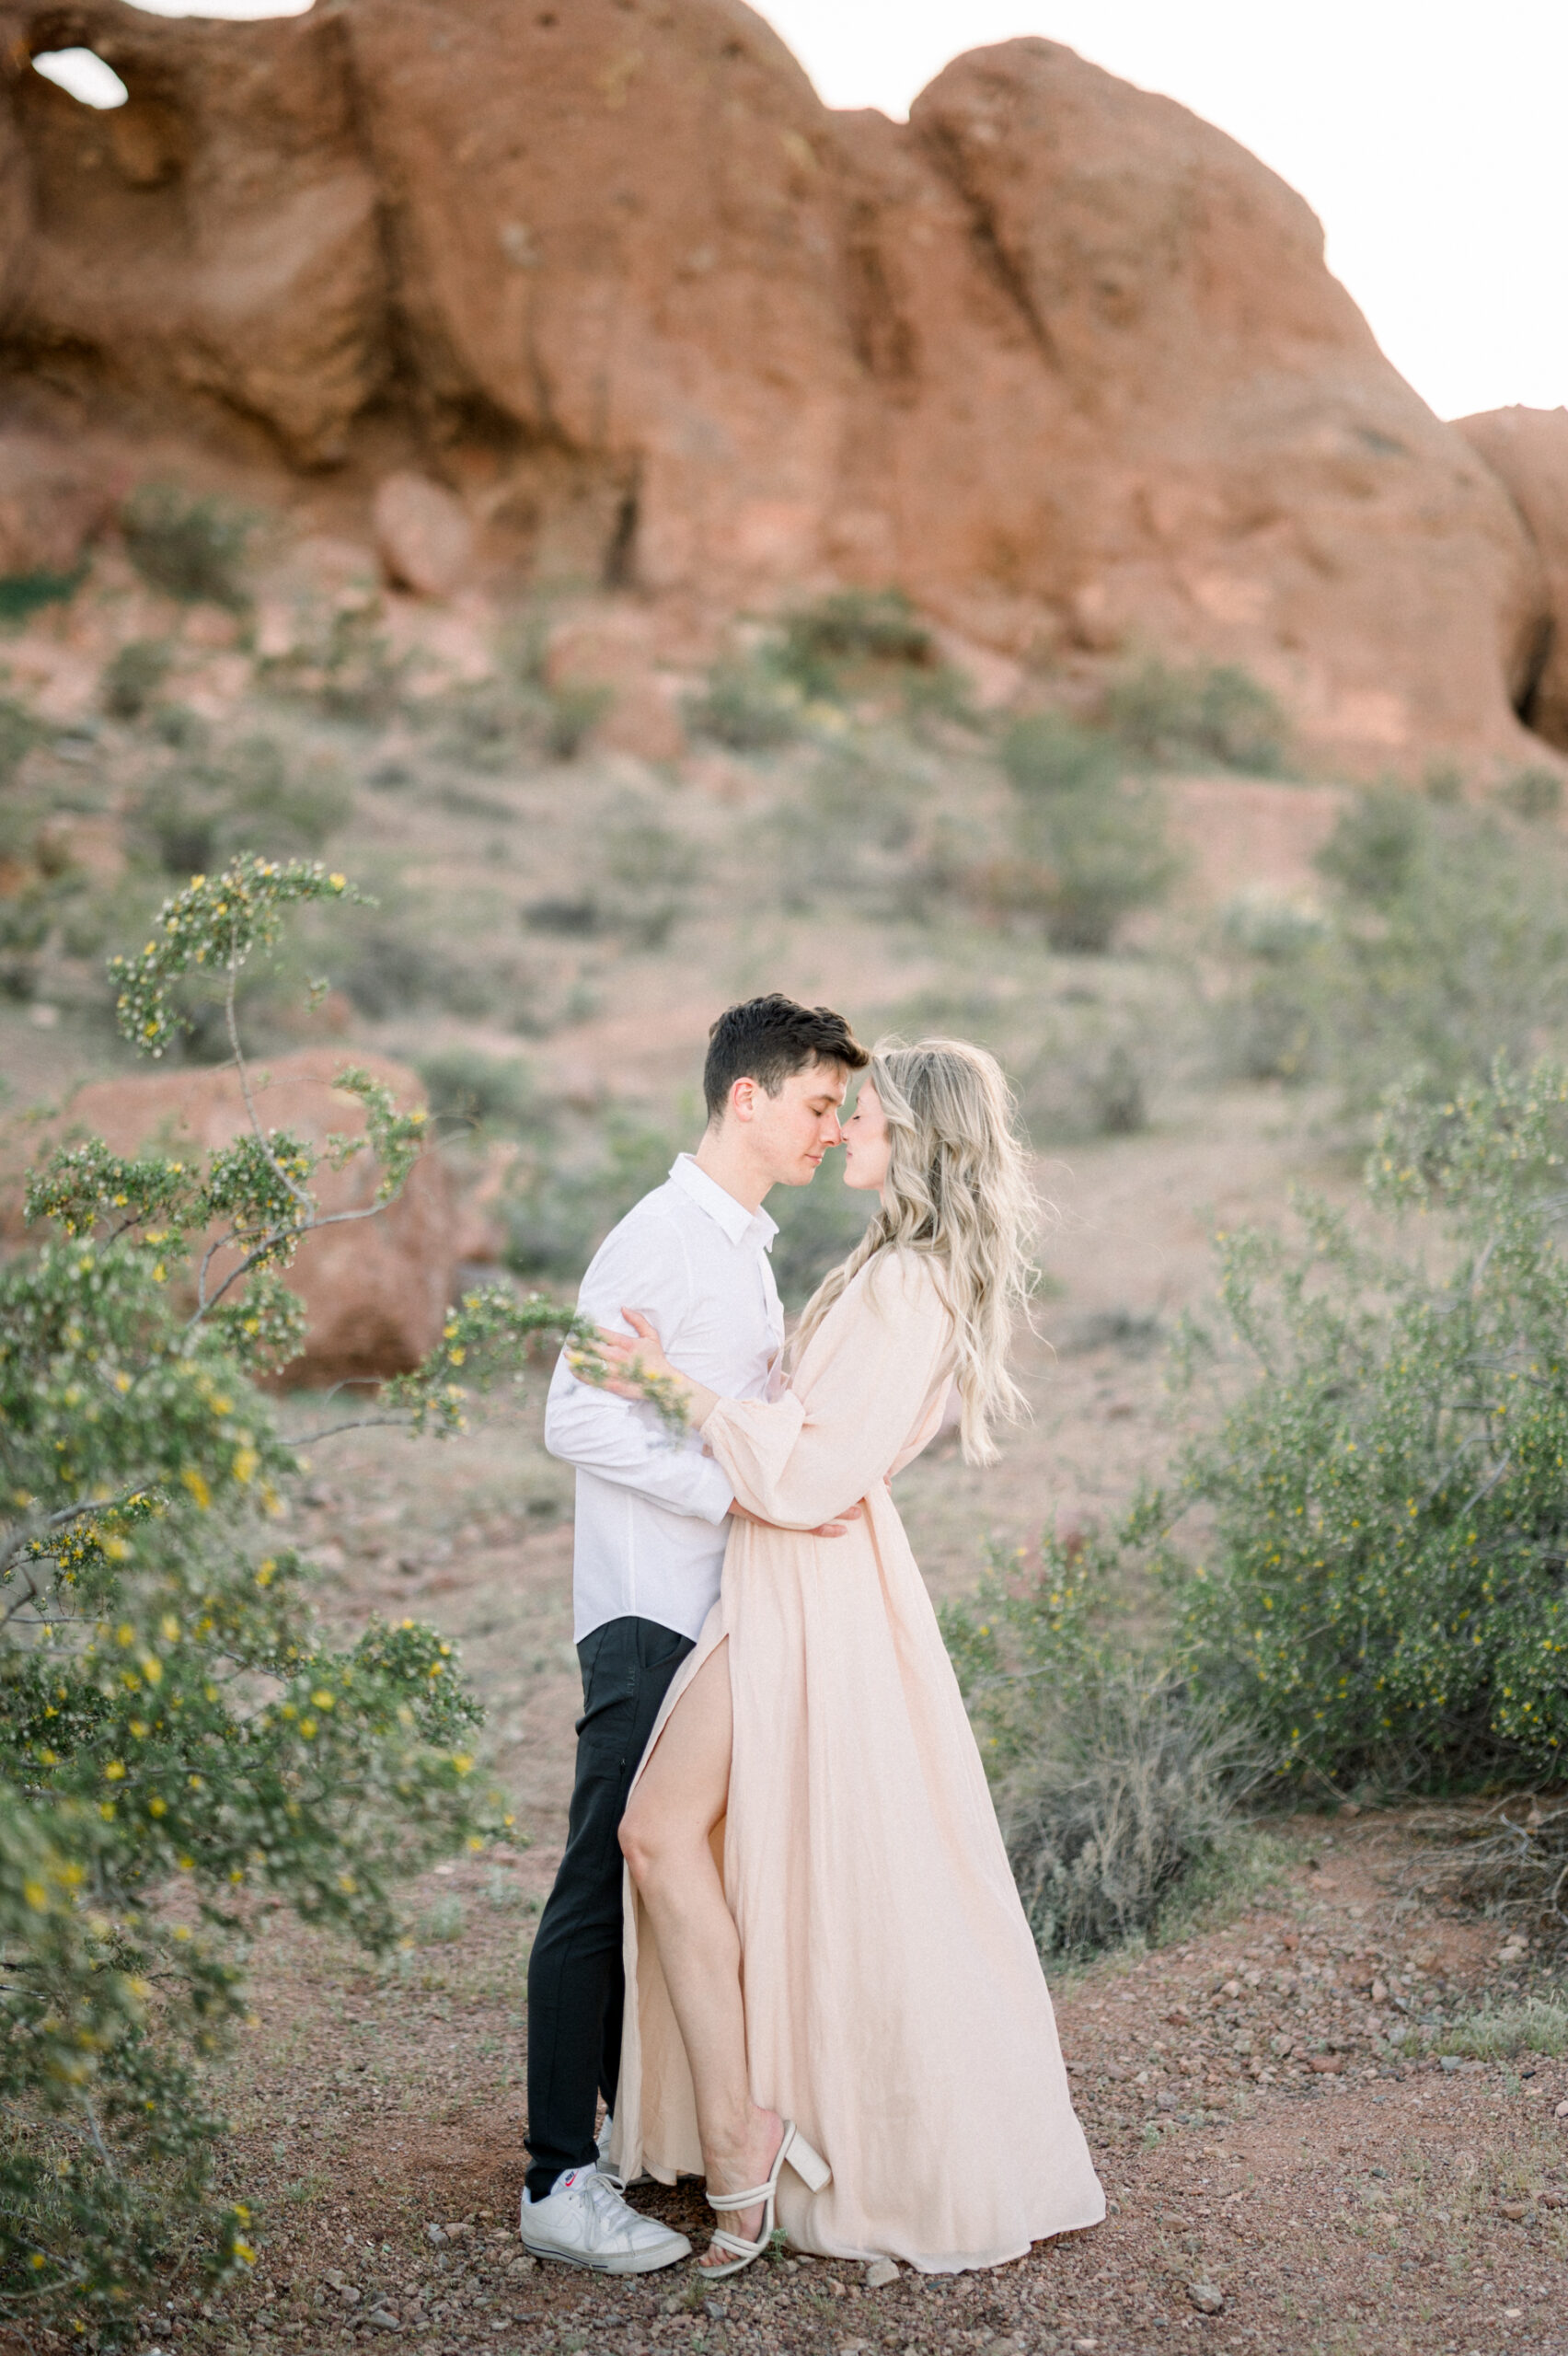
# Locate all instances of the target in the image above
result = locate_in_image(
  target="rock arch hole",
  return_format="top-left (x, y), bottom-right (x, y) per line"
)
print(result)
top-left (30, 47), bottom-right (128, 109)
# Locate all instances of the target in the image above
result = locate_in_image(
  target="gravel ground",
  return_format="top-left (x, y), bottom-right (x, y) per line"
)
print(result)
top-left (72, 1817), bottom-right (1564, 2356)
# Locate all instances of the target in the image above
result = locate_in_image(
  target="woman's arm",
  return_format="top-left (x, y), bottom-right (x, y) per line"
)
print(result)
top-left (571, 1312), bottom-right (865, 1538)
top-left (702, 1254), bottom-right (952, 1530)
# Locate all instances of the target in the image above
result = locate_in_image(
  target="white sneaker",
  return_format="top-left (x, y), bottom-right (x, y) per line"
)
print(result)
top-left (519, 2165), bottom-right (691, 2275)
top-left (596, 2111), bottom-right (649, 2190)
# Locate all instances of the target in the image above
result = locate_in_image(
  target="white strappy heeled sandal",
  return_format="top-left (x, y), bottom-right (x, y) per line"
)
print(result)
top-left (700, 2119), bottom-right (831, 2280)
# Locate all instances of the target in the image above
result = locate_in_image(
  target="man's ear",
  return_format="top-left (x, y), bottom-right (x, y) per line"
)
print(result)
top-left (730, 1076), bottom-right (758, 1125)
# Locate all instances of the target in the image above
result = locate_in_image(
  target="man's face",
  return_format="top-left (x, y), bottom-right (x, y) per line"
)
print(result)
top-left (743, 1060), bottom-right (849, 1188)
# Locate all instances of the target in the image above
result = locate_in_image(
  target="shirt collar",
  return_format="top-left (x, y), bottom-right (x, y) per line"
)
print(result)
top-left (668, 1154), bottom-right (778, 1250)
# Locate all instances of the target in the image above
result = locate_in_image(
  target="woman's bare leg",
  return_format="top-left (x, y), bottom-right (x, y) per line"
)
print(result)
top-left (619, 1643), bottom-right (779, 2266)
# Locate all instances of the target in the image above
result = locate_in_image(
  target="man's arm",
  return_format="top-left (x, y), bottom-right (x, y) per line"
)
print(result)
top-left (542, 1217), bottom-right (734, 1524)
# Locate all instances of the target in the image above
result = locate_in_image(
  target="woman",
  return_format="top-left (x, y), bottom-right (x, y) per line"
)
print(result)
top-left (577, 1040), bottom-right (1103, 2275)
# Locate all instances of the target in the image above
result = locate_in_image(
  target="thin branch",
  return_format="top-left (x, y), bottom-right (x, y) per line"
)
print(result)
top-left (224, 937), bottom-right (314, 1221)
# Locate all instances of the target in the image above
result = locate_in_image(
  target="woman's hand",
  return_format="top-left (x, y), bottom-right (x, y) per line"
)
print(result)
top-left (581, 1310), bottom-right (677, 1394)
top-left (568, 1310), bottom-right (719, 1426)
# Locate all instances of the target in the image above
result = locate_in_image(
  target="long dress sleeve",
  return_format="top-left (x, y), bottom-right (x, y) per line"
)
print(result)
top-left (699, 1251), bottom-right (952, 1529)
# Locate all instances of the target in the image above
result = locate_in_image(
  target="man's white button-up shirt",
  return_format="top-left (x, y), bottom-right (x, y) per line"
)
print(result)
top-left (543, 1154), bottom-right (784, 1644)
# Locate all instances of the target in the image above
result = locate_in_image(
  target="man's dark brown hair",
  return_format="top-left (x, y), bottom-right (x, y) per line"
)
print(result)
top-left (703, 994), bottom-right (868, 1123)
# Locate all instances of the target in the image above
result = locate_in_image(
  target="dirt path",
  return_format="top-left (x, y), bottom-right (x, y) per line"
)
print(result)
top-left (157, 1818), bottom-right (1564, 2356)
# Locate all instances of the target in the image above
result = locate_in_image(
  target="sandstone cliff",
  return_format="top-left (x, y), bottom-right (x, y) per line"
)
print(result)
top-left (0, 0), bottom-right (1556, 766)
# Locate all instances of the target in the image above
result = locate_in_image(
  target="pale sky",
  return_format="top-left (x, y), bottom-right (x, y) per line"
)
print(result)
top-left (74, 0), bottom-right (1568, 423)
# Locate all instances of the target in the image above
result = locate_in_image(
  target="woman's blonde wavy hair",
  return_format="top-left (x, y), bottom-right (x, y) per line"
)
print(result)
top-left (791, 1037), bottom-right (1040, 1465)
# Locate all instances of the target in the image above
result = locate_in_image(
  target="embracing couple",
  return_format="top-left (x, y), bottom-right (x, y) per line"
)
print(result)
top-left (521, 995), bottom-right (1103, 2279)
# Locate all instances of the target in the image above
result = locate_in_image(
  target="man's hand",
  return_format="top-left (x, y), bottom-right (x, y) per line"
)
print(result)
top-left (728, 1500), bottom-right (865, 1540)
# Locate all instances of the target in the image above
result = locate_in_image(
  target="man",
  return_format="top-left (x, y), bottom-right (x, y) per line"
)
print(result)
top-left (521, 994), bottom-right (869, 2272)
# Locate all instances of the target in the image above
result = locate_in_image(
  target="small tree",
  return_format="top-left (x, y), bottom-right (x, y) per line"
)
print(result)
top-left (0, 858), bottom-right (596, 2334)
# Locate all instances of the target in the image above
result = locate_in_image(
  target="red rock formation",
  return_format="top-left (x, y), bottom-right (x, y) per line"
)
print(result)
top-left (1452, 408), bottom-right (1568, 756)
top-left (0, 0), bottom-right (1552, 768)
top-left (1, 1049), bottom-right (457, 1388)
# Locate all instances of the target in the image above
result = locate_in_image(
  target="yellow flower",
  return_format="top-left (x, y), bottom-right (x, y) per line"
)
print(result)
top-left (233, 1446), bottom-right (259, 1485)
top-left (149, 1796), bottom-right (167, 1818)
top-left (181, 1469), bottom-right (212, 1511)
top-left (104, 1761), bottom-right (125, 1782)
top-left (23, 1879), bottom-right (47, 1911)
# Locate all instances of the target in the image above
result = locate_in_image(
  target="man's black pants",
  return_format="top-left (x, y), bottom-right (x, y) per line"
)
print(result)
top-left (525, 1614), bottom-right (694, 2200)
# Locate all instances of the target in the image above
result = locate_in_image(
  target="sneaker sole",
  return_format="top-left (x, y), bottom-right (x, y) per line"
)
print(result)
top-left (519, 2234), bottom-right (691, 2277)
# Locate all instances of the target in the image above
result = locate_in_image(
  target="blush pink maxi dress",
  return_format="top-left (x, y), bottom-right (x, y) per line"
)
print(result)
top-left (606, 1248), bottom-right (1105, 2272)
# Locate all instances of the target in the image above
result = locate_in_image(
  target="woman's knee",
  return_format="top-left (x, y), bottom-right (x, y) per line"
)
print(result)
top-left (619, 1796), bottom-right (703, 1891)
top-left (618, 1800), bottom-right (667, 1888)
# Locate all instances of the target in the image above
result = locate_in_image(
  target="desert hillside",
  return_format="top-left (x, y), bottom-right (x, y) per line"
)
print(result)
top-left (5, 0), bottom-right (1568, 768)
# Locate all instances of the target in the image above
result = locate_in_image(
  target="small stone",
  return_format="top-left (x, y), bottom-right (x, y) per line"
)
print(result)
top-left (1156, 2089), bottom-right (1179, 2111)
top-left (863, 2258), bottom-right (899, 2290)
top-left (373, 471), bottom-right (475, 597)
top-left (424, 2224), bottom-right (446, 2246)
top-left (1187, 2281), bottom-right (1225, 2316)
top-left (1439, 2055), bottom-right (1464, 2073)
top-left (1556, 2098), bottom-right (1568, 2118)
top-left (365, 2311), bottom-right (400, 2333)
top-left (1498, 2200), bottom-right (1528, 2220)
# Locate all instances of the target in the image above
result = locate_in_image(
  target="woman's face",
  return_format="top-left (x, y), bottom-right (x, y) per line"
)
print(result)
top-left (840, 1080), bottom-right (892, 1194)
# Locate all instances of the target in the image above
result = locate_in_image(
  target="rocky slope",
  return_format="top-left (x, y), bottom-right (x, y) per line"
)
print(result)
top-left (0, 0), bottom-right (1562, 767)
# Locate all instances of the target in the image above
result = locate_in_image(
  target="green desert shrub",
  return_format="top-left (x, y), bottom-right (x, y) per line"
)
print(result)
top-left (133, 735), bottom-right (353, 879)
top-left (1439, 1998), bottom-right (1568, 2060)
top-left (1000, 711), bottom-right (1122, 800)
top-left (1494, 766), bottom-right (1563, 822)
top-left (0, 566), bottom-right (86, 626)
top-left (1213, 788), bottom-right (1568, 1102)
top-left (0, 859), bottom-right (592, 2327)
top-left (774, 587), bottom-right (934, 700)
top-left (941, 1527), bottom-right (1255, 1958)
top-left (0, 697), bottom-right (40, 786)
top-left (545, 680), bottom-right (612, 761)
top-left (121, 485), bottom-right (257, 610)
top-left (997, 1668), bottom-right (1254, 1960)
top-left (503, 1114), bottom-right (682, 1280)
top-left (1312, 789), bottom-right (1568, 1104)
top-left (685, 653), bottom-right (802, 750)
top-left (416, 1046), bottom-right (542, 1132)
top-left (1105, 657), bottom-right (1288, 775)
top-left (100, 638), bottom-right (174, 722)
top-left (995, 716), bottom-right (1178, 952)
top-left (1174, 1058), bottom-right (1568, 1793)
